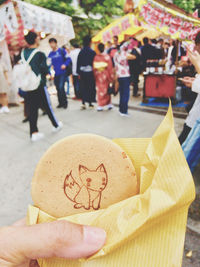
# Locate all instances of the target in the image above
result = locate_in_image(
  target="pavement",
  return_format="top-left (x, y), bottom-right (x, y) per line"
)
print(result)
top-left (0, 88), bottom-right (199, 266)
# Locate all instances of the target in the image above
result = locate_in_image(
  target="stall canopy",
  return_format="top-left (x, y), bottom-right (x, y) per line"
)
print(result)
top-left (0, 0), bottom-right (75, 51)
top-left (134, 0), bottom-right (200, 41)
top-left (93, 0), bottom-right (200, 44)
top-left (92, 14), bottom-right (143, 43)
top-left (135, 27), bottom-right (162, 41)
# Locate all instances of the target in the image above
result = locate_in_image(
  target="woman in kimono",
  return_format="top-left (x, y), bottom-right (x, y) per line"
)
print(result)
top-left (93, 43), bottom-right (114, 111)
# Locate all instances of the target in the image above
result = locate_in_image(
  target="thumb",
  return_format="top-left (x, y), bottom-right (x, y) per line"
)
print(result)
top-left (0, 220), bottom-right (106, 263)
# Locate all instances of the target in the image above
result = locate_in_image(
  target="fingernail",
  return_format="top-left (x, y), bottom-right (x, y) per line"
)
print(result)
top-left (83, 226), bottom-right (106, 250)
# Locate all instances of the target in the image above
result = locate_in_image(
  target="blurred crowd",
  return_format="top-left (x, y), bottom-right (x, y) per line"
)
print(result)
top-left (0, 30), bottom-right (200, 172)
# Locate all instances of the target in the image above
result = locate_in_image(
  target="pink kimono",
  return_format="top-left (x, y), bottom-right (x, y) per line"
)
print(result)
top-left (93, 53), bottom-right (114, 107)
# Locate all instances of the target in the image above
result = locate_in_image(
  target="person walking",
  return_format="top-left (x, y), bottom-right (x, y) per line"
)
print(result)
top-left (0, 52), bottom-right (10, 114)
top-left (62, 45), bottom-right (72, 96)
top-left (114, 41), bottom-right (136, 116)
top-left (128, 38), bottom-right (142, 97)
top-left (23, 31), bottom-right (62, 142)
top-left (69, 43), bottom-right (81, 99)
top-left (77, 36), bottom-right (96, 110)
top-left (48, 38), bottom-right (71, 109)
top-left (93, 43), bottom-right (114, 111)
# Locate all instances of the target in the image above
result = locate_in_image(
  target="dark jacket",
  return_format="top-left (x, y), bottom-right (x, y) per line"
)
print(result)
top-left (171, 46), bottom-right (186, 64)
top-left (77, 47), bottom-right (96, 75)
top-left (23, 48), bottom-right (49, 88)
top-left (141, 44), bottom-right (158, 68)
top-left (128, 48), bottom-right (142, 74)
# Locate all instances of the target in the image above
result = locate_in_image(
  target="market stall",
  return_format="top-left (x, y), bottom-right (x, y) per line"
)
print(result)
top-left (133, 0), bottom-right (200, 101)
top-left (0, 0), bottom-right (75, 103)
top-left (92, 13), bottom-right (143, 44)
top-left (3, 0), bottom-right (75, 52)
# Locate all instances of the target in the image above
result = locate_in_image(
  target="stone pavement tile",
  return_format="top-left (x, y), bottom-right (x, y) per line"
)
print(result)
top-left (183, 229), bottom-right (200, 267)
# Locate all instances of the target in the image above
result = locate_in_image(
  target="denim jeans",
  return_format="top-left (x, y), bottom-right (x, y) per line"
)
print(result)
top-left (182, 119), bottom-right (200, 172)
top-left (65, 76), bottom-right (70, 95)
top-left (54, 73), bottom-right (67, 106)
top-left (118, 77), bottom-right (130, 114)
top-left (178, 123), bottom-right (191, 145)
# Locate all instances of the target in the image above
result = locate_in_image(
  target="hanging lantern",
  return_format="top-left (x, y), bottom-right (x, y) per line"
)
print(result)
top-left (124, 0), bottom-right (134, 14)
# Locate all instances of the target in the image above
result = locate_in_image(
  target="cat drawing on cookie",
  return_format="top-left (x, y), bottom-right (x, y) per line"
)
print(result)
top-left (64, 164), bottom-right (108, 210)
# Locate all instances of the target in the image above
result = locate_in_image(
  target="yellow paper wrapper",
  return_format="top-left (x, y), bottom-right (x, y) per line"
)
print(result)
top-left (27, 105), bottom-right (195, 267)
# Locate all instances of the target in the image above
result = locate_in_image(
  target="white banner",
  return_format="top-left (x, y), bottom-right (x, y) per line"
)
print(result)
top-left (17, 0), bottom-right (75, 40)
top-left (0, 2), bottom-right (18, 41)
top-left (0, 17), bottom-right (5, 42)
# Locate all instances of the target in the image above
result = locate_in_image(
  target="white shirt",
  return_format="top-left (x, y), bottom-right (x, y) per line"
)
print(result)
top-left (186, 74), bottom-right (200, 128)
top-left (69, 48), bottom-right (81, 76)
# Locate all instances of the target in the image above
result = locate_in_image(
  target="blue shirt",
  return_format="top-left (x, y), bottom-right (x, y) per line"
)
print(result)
top-left (48, 48), bottom-right (71, 76)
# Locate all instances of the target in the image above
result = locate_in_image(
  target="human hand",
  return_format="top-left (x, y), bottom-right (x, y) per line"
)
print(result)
top-left (179, 76), bottom-right (195, 88)
top-left (61, 64), bottom-right (66, 70)
top-left (0, 218), bottom-right (106, 267)
top-left (187, 46), bottom-right (200, 74)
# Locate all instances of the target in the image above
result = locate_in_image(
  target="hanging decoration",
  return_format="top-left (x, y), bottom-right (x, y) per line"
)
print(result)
top-left (0, 0), bottom-right (75, 51)
top-left (0, 1), bottom-right (18, 41)
top-left (93, 14), bottom-right (143, 43)
top-left (134, 0), bottom-right (200, 41)
top-left (16, 0), bottom-right (74, 38)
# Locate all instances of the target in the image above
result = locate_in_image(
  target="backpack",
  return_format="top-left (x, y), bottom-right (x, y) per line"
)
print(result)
top-left (13, 49), bottom-right (41, 91)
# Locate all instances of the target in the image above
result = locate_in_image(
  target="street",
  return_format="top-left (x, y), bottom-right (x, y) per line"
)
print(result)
top-left (0, 95), bottom-right (198, 266)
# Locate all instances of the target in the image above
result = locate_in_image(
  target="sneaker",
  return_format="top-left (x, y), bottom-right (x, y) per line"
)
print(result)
top-left (52, 121), bottom-right (63, 133)
top-left (63, 103), bottom-right (68, 109)
top-left (119, 112), bottom-right (130, 117)
top-left (3, 106), bottom-right (10, 113)
top-left (133, 93), bottom-right (141, 97)
top-left (80, 104), bottom-right (86, 110)
top-left (31, 132), bottom-right (44, 142)
top-left (107, 104), bottom-right (114, 110)
top-left (57, 104), bottom-right (63, 108)
top-left (22, 117), bottom-right (29, 123)
top-left (97, 106), bottom-right (103, 112)
top-left (89, 104), bottom-right (94, 110)
top-left (0, 106), bottom-right (9, 113)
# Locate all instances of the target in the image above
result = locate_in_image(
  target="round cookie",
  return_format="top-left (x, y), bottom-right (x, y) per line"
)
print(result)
top-left (32, 134), bottom-right (138, 217)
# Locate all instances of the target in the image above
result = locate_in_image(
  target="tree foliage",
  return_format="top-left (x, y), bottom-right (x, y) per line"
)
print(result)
top-left (74, 0), bottom-right (124, 44)
top-left (25, 0), bottom-right (75, 16)
top-left (173, 0), bottom-right (200, 13)
top-left (24, 0), bottom-right (124, 45)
